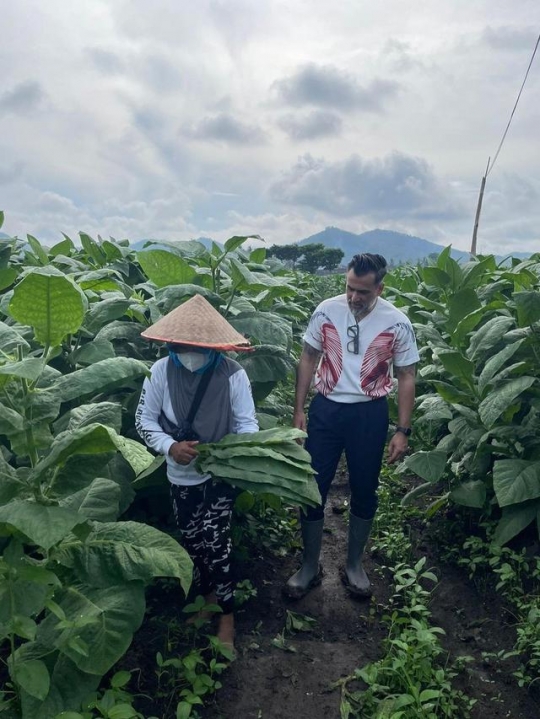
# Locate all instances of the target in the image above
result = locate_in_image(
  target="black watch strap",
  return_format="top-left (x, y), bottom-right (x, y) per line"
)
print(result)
top-left (395, 425), bottom-right (412, 437)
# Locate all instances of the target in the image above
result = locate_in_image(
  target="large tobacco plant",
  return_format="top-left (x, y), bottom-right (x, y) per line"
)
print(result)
top-left (0, 261), bottom-right (192, 718)
top-left (385, 248), bottom-right (540, 545)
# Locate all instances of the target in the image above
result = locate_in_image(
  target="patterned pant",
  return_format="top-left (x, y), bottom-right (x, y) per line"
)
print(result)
top-left (170, 480), bottom-right (237, 614)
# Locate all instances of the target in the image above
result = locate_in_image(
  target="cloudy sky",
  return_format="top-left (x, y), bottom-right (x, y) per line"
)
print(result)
top-left (1, 1), bottom-right (539, 254)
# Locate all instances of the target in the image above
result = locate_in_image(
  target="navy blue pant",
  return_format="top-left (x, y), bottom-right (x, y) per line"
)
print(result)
top-left (304, 394), bottom-right (389, 521)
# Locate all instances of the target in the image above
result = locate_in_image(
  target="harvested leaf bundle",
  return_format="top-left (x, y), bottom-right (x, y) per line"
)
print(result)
top-left (196, 428), bottom-right (321, 509)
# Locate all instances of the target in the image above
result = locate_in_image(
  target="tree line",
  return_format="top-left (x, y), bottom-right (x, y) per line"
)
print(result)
top-left (267, 243), bottom-right (344, 273)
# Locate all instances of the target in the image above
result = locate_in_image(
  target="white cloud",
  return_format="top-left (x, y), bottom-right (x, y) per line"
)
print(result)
top-left (270, 152), bottom-right (463, 220)
top-left (0, 0), bottom-right (539, 256)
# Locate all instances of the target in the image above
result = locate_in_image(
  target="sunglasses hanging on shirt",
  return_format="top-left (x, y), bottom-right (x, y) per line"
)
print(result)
top-left (347, 323), bottom-right (360, 355)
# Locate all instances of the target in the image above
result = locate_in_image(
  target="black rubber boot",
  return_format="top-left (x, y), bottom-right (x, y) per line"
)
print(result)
top-left (283, 518), bottom-right (324, 600)
top-left (341, 514), bottom-right (373, 599)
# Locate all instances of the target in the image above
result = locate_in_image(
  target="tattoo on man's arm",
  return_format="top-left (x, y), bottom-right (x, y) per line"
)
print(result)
top-left (395, 363), bottom-right (417, 378)
top-left (303, 342), bottom-right (322, 359)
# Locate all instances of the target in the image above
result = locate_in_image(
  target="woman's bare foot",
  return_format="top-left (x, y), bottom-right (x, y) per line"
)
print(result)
top-left (216, 613), bottom-right (235, 655)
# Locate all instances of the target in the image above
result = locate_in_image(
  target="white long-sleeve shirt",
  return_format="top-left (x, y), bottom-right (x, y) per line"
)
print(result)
top-left (136, 356), bottom-right (258, 486)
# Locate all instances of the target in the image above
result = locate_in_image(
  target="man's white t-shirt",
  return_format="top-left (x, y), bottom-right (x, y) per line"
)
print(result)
top-left (304, 295), bottom-right (420, 404)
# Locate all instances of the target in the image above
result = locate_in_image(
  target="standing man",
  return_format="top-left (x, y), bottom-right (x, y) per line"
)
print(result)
top-left (284, 253), bottom-right (419, 600)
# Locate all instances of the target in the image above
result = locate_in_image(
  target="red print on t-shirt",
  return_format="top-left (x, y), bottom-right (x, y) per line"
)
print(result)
top-left (361, 332), bottom-right (395, 397)
top-left (317, 323), bottom-right (343, 396)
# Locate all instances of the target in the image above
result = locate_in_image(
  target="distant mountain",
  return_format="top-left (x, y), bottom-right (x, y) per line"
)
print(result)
top-left (299, 227), bottom-right (472, 264)
top-left (298, 227), bottom-right (533, 264)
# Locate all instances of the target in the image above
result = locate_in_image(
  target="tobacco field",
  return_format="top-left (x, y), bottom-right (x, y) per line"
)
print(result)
top-left (0, 211), bottom-right (539, 718)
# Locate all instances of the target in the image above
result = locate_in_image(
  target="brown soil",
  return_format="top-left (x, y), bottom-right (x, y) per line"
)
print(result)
top-left (202, 472), bottom-right (539, 719)
top-left (125, 468), bottom-right (540, 719)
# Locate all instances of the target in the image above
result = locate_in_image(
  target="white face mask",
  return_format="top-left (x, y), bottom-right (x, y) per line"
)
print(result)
top-left (176, 351), bottom-right (207, 372)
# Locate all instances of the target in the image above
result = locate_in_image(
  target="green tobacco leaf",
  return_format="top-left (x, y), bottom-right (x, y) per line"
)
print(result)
top-left (54, 402), bottom-right (123, 434)
top-left (437, 351), bottom-right (475, 387)
top-left (224, 235), bottom-right (259, 253)
top-left (68, 339), bottom-right (116, 366)
top-left (450, 480), bottom-right (486, 508)
top-left (0, 576), bottom-right (51, 625)
top-left (37, 582), bottom-right (146, 676)
top-left (47, 357), bottom-right (149, 402)
top-left (33, 423), bottom-right (154, 485)
top-left (0, 267), bottom-right (18, 290)
top-left (493, 459), bottom-right (540, 507)
top-left (101, 240), bottom-right (125, 262)
top-left (201, 464), bottom-right (321, 507)
top-left (0, 210), bottom-right (3, 228)
top-left (0, 405), bottom-right (24, 434)
top-left (154, 285), bottom-right (222, 314)
top-left (228, 258), bottom-right (272, 291)
top-left (199, 427), bottom-right (307, 448)
top-left (443, 255), bottom-right (464, 290)
top-left (59, 478), bottom-right (121, 522)
top-left (399, 450), bottom-right (447, 483)
top-left (421, 266), bottom-right (450, 288)
top-left (237, 344), bottom-right (294, 383)
top-left (204, 455), bottom-right (311, 484)
top-left (49, 237), bottom-right (75, 258)
top-left (514, 291), bottom-right (540, 327)
top-left (234, 491), bottom-right (255, 513)
top-left (0, 501), bottom-right (83, 550)
top-left (9, 267), bottom-right (86, 346)
top-left (27, 235), bottom-right (49, 265)
top-left (84, 298), bottom-right (132, 334)
top-left (467, 316), bottom-right (515, 361)
top-left (229, 311), bottom-right (292, 349)
top-left (94, 320), bottom-right (146, 344)
top-left (50, 454), bottom-right (113, 498)
top-left (478, 376), bottom-right (536, 428)
top-left (80, 233), bottom-right (106, 266)
top-left (0, 455), bottom-right (27, 505)
top-left (250, 248), bottom-right (266, 263)
top-left (446, 289), bottom-right (481, 332)
top-left (429, 380), bottom-right (472, 405)
top-left (478, 340), bottom-right (524, 393)
top-left (206, 445), bottom-right (314, 473)
top-left (18, 650), bottom-right (100, 719)
top-left (13, 659), bottom-right (50, 700)
top-left (137, 250), bottom-right (196, 288)
top-left (415, 395), bottom-right (453, 423)
top-left (400, 481), bottom-right (434, 506)
top-left (452, 307), bottom-right (486, 346)
top-left (460, 257), bottom-right (495, 289)
top-left (0, 358), bottom-right (44, 381)
top-left (492, 501), bottom-right (539, 546)
top-left (56, 522), bottom-right (192, 594)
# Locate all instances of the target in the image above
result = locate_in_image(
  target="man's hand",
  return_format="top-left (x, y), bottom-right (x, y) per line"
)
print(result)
top-left (169, 441), bottom-right (199, 465)
top-left (293, 410), bottom-right (307, 432)
top-left (387, 432), bottom-right (408, 464)
top-left (292, 409), bottom-right (307, 444)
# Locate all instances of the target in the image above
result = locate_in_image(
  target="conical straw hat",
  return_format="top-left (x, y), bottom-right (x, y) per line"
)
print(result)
top-left (141, 294), bottom-right (252, 351)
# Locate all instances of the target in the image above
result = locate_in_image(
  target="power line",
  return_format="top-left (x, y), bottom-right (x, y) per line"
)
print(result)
top-left (471, 32), bottom-right (540, 254)
top-left (486, 32), bottom-right (540, 177)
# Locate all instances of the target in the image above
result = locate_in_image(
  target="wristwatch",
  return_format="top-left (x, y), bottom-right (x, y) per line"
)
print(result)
top-left (395, 425), bottom-right (412, 437)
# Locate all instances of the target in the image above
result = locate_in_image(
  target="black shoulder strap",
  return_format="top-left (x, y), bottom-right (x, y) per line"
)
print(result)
top-left (186, 355), bottom-right (218, 425)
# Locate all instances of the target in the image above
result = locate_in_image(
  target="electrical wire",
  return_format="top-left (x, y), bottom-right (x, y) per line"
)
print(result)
top-left (486, 33), bottom-right (540, 177)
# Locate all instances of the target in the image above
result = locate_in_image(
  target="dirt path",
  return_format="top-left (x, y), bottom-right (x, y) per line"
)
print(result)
top-left (202, 469), bottom-right (540, 719)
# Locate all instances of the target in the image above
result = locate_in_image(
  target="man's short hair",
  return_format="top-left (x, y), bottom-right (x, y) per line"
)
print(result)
top-left (347, 253), bottom-right (387, 284)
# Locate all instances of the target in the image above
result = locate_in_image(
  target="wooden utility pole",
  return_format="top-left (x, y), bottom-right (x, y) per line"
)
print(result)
top-left (470, 157), bottom-right (490, 256)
